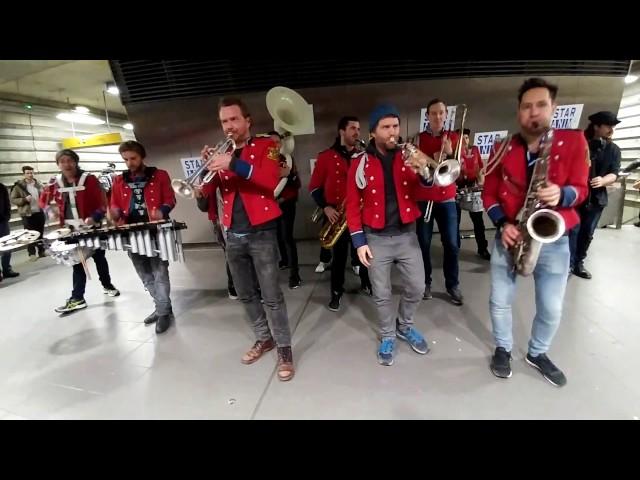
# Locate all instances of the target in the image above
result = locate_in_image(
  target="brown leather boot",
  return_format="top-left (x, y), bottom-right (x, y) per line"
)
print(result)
top-left (241, 338), bottom-right (275, 365)
top-left (277, 346), bottom-right (295, 382)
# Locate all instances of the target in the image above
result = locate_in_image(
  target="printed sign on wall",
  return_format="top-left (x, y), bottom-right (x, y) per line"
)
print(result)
top-left (551, 104), bottom-right (584, 129)
top-left (473, 131), bottom-right (509, 160)
top-left (180, 157), bottom-right (203, 179)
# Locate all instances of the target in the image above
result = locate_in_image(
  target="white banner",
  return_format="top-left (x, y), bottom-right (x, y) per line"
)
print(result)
top-left (551, 104), bottom-right (584, 129)
top-left (419, 105), bottom-right (457, 133)
top-left (473, 130), bottom-right (509, 160)
top-left (180, 157), bottom-right (203, 179)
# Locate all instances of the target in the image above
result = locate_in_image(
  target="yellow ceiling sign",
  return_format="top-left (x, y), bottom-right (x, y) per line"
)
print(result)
top-left (62, 132), bottom-right (123, 149)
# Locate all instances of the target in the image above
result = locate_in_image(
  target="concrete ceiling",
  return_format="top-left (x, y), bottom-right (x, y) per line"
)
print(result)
top-left (0, 60), bottom-right (127, 115)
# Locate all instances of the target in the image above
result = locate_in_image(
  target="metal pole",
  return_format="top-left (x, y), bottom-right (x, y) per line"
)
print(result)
top-left (103, 90), bottom-right (110, 130)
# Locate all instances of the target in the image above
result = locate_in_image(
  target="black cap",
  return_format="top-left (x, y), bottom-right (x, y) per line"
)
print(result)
top-left (588, 111), bottom-right (621, 126)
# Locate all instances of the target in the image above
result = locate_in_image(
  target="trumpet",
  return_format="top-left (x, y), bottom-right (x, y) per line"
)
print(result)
top-left (391, 137), bottom-right (439, 180)
top-left (171, 134), bottom-right (236, 199)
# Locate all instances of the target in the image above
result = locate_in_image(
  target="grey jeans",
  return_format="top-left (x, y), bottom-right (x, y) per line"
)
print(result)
top-left (367, 232), bottom-right (425, 339)
top-left (129, 253), bottom-right (172, 316)
top-left (226, 229), bottom-right (291, 347)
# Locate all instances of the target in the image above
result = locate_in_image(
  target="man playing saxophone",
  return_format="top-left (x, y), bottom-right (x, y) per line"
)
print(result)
top-left (309, 116), bottom-right (372, 312)
top-left (482, 78), bottom-right (589, 387)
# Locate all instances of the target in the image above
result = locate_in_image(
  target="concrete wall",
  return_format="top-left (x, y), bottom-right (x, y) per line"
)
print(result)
top-left (0, 97), bottom-right (135, 232)
top-left (124, 75), bottom-right (625, 243)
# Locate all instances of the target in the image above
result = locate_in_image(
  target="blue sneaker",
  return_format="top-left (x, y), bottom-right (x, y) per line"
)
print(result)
top-left (396, 326), bottom-right (429, 354)
top-left (377, 338), bottom-right (396, 366)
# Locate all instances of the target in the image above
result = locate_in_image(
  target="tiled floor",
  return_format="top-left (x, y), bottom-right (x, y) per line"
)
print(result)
top-left (1, 226), bottom-right (638, 419)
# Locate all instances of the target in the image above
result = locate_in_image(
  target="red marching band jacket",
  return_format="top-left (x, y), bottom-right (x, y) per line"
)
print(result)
top-left (110, 167), bottom-right (176, 224)
top-left (416, 129), bottom-right (460, 202)
top-left (200, 181), bottom-right (220, 222)
top-left (39, 171), bottom-right (106, 226)
top-left (277, 154), bottom-right (301, 203)
top-left (346, 148), bottom-right (432, 249)
top-left (481, 129), bottom-right (590, 232)
top-left (308, 147), bottom-right (351, 207)
top-left (458, 145), bottom-right (483, 184)
top-left (208, 137), bottom-right (283, 228)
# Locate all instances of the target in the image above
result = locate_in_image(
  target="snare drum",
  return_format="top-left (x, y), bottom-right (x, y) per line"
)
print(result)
top-left (49, 240), bottom-right (94, 266)
top-left (458, 188), bottom-right (484, 212)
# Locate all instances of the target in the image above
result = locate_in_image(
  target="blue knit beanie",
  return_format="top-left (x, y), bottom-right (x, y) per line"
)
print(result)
top-left (369, 104), bottom-right (400, 132)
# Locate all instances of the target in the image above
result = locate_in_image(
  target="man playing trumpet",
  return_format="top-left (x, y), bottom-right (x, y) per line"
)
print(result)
top-left (201, 97), bottom-right (295, 382)
top-left (347, 104), bottom-right (435, 366)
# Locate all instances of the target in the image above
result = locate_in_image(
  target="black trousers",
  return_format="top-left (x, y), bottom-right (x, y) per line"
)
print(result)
top-left (455, 203), bottom-right (488, 252)
top-left (330, 229), bottom-right (370, 294)
top-left (22, 212), bottom-right (46, 256)
top-left (276, 199), bottom-right (299, 276)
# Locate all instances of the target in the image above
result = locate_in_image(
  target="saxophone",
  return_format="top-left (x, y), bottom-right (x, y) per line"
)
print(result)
top-left (512, 128), bottom-right (566, 276)
top-left (315, 140), bottom-right (367, 247)
top-left (318, 200), bottom-right (348, 249)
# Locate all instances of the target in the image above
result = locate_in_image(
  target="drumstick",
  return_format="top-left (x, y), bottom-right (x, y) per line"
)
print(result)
top-left (78, 247), bottom-right (91, 280)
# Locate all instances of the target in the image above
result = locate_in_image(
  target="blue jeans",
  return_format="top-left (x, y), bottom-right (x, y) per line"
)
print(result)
top-left (489, 235), bottom-right (570, 356)
top-left (569, 203), bottom-right (604, 268)
top-left (416, 200), bottom-right (459, 290)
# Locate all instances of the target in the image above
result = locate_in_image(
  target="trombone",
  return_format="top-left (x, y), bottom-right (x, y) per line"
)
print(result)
top-left (423, 104), bottom-right (468, 222)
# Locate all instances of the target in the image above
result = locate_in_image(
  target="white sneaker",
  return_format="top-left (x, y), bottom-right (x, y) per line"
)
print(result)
top-left (103, 286), bottom-right (121, 297)
top-left (315, 262), bottom-right (329, 273)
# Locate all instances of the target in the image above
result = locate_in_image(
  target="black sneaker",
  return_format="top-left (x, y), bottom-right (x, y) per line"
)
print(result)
top-left (423, 285), bottom-right (432, 300)
top-left (572, 262), bottom-right (592, 280)
top-left (55, 298), bottom-right (87, 314)
top-left (526, 353), bottom-right (567, 387)
top-left (478, 249), bottom-right (491, 261)
top-left (289, 274), bottom-right (302, 290)
top-left (3, 270), bottom-right (19, 278)
top-left (447, 286), bottom-right (464, 306)
top-left (328, 292), bottom-right (342, 312)
top-left (143, 311), bottom-right (158, 325)
top-left (278, 261), bottom-right (289, 270)
top-left (634, 221), bottom-right (640, 228)
top-left (360, 284), bottom-right (373, 297)
top-left (490, 347), bottom-right (512, 379)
